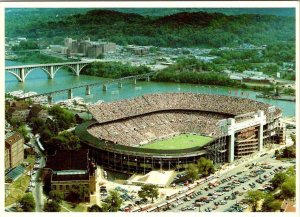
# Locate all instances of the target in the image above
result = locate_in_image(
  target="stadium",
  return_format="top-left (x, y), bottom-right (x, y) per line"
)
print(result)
top-left (75, 93), bottom-right (284, 174)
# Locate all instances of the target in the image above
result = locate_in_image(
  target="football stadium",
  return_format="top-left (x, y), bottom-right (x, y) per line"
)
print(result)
top-left (75, 93), bottom-right (284, 174)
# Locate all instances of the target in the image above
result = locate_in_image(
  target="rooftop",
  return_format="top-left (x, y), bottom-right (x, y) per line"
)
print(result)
top-left (52, 173), bottom-right (90, 182)
top-left (45, 149), bottom-right (89, 172)
top-left (5, 132), bottom-right (24, 147)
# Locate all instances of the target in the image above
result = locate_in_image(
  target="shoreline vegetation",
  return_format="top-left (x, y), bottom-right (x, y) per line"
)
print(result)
top-left (12, 52), bottom-right (70, 64)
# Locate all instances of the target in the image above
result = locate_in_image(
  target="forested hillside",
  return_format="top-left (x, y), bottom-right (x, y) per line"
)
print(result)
top-left (6, 9), bottom-right (295, 48)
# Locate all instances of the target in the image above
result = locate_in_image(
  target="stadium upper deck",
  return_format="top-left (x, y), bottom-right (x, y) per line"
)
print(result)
top-left (88, 93), bottom-right (282, 124)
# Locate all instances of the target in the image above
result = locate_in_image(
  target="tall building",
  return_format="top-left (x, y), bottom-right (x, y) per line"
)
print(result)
top-left (87, 44), bottom-right (103, 58)
top-left (5, 132), bottom-right (24, 170)
top-left (64, 37), bottom-right (116, 58)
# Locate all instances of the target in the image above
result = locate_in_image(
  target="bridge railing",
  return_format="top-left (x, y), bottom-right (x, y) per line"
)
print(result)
top-left (103, 72), bottom-right (155, 84)
top-left (4, 61), bottom-right (93, 69)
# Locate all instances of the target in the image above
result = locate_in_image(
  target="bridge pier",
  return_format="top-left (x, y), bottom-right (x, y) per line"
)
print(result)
top-left (103, 84), bottom-right (108, 92)
top-left (49, 66), bottom-right (54, 79)
top-left (146, 75), bottom-right (150, 82)
top-left (133, 79), bottom-right (137, 85)
top-left (86, 86), bottom-right (91, 95)
top-left (47, 95), bottom-right (53, 104)
top-left (118, 82), bottom-right (123, 88)
top-left (76, 64), bottom-right (80, 76)
top-left (20, 68), bottom-right (25, 82)
top-left (68, 89), bottom-right (73, 99)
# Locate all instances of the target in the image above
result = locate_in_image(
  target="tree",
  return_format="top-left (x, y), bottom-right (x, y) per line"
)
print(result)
top-left (50, 131), bottom-right (81, 150)
top-left (43, 200), bottom-right (61, 212)
top-left (185, 164), bottom-right (199, 181)
top-left (48, 105), bottom-right (76, 131)
top-left (12, 40), bottom-right (39, 51)
top-left (102, 190), bottom-right (123, 212)
top-left (40, 128), bottom-right (53, 142)
top-left (17, 125), bottom-right (30, 143)
top-left (18, 193), bottom-right (35, 212)
top-left (271, 172), bottom-right (287, 189)
top-left (274, 150), bottom-right (280, 158)
top-left (286, 166), bottom-right (296, 176)
top-left (197, 157), bottom-right (215, 177)
top-left (281, 176), bottom-right (296, 199)
top-left (30, 117), bottom-right (45, 134)
top-left (245, 190), bottom-right (265, 212)
top-left (138, 184), bottom-right (159, 203)
top-left (261, 194), bottom-right (281, 212)
top-left (282, 146), bottom-right (296, 158)
top-left (88, 204), bottom-right (103, 212)
top-left (66, 185), bottom-right (88, 203)
top-left (9, 117), bottom-right (24, 128)
top-left (291, 134), bottom-right (296, 145)
top-left (48, 190), bottom-right (64, 203)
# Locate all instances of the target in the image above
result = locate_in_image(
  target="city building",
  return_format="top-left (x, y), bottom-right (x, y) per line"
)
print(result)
top-left (29, 104), bottom-right (49, 120)
top-left (63, 37), bottom-right (116, 58)
top-left (5, 132), bottom-right (25, 170)
top-left (43, 149), bottom-right (96, 202)
top-left (49, 45), bottom-right (68, 54)
top-left (7, 101), bottom-right (30, 122)
top-left (127, 45), bottom-right (150, 56)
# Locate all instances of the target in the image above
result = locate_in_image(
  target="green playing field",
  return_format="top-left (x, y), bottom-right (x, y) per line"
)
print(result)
top-left (140, 134), bottom-right (213, 150)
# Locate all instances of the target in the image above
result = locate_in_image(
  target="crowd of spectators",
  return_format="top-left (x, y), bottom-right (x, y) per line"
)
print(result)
top-left (87, 93), bottom-right (281, 147)
top-left (88, 93), bottom-right (281, 124)
top-left (88, 111), bottom-right (226, 147)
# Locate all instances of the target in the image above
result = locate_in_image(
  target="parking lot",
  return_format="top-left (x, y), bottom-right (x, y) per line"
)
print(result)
top-left (166, 150), bottom-right (293, 212)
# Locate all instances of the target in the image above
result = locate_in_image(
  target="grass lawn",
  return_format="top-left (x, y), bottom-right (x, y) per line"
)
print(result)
top-left (60, 201), bottom-right (87, 212)
top-left (24, 155), bottom-right (36, 165)
top-left (140, 134), bottom-right (213, 150)
top-left (5, 174), bottom-right (30, 206)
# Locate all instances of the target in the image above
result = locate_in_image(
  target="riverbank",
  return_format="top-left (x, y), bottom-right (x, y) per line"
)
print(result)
top-left (256, 93), bottom-right (296, 102)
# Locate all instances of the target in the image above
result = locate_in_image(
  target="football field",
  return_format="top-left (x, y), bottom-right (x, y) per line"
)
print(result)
top-left (140, 134), bottom-right (213, 150)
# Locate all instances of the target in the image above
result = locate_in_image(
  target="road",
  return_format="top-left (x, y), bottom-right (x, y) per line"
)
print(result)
top-left (31, 136), bottom-right (46, 212)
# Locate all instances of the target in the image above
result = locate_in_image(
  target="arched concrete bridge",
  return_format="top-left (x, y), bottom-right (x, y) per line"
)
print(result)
top-left (5, 61), bottom-right (92, 82)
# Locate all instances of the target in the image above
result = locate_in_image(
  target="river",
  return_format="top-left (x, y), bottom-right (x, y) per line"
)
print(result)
top-left (5, 60), bottom-right (295, 117)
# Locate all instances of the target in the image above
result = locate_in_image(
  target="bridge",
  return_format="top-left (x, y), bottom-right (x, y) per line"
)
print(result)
top-left (19, 72), bottom-right (156, 104)
top-left (102, 72), bottom-right (155, 91)
top-left (5, 61), bottom-right (92, 82)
